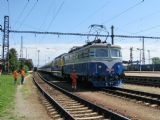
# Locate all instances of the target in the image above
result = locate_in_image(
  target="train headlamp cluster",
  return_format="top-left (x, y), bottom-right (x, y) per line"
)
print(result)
top-left (106, 68), bottom-right (114, 73)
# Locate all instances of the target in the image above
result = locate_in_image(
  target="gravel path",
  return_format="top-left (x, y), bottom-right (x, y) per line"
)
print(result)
top-left (14, 74), bottom-right (52, 120)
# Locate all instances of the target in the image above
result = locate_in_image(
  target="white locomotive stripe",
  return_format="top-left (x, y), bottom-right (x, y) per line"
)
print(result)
top-left (64, 59), bottom-right (122, 69)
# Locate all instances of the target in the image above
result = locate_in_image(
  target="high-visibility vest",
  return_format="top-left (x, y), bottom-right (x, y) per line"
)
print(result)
top-left (70, 72), bottom-right (77, 83)
top-left (13, 70), bottom-right (18, 79)
top-left (21, 70), bottom-right (25, 77)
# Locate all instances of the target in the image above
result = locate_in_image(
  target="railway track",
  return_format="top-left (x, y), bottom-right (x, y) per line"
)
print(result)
top-left (124, 76), bottom-right (160, 87)
top-left (39, 71), bottom-right (160, 108)
top-left (102, 87), bottom-right (160, 108)
top-left (33, 72), bottom-right (129, 120)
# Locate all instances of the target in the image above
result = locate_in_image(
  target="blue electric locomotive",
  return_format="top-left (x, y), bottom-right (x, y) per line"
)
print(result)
top-left (39, 39), bottom-right (125, 87)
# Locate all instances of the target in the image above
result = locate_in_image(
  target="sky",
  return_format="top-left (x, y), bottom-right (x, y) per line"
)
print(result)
top-left (0, 0), bottom-right (160, 66)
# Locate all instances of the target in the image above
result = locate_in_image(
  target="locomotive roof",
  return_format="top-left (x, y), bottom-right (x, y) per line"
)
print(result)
top-left (55, 53), bottom-right (67, 59)
top-left (68, 39), bottom-right (121, 53)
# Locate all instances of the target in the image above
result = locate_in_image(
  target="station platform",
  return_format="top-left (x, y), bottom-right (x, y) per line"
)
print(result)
top-left (125, 71), bottom-right (160, 77)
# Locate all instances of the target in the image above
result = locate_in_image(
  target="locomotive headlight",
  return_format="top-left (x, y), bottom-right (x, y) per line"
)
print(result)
top-left (106, 68), bottom-right (114, 72)
top-left (98, 65), bottom-right (102, 69)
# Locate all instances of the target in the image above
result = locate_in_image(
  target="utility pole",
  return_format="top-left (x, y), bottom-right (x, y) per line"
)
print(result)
top-left (20, 36), bottom-right (23, 58)
top-left (129, 47), bottom-right (133, 71)
top-left (142, 37), bottom-right (145, 64)
top-left (25, 48), bottom-right (27, 59)
top-left (2, 16), bottom-right (9, 73)
top-left (111, 25), bottom-right (114, 45)
top-left (147, 50), bottom-right (150, 64)
top-left (130, 47), bottom-right (133, 64)
top-left (137, 48), bottom-right (142, 71)
top-left (37, 50), bottom-right (40, 67)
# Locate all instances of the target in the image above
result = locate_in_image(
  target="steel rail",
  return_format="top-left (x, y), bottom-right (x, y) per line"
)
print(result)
top-left (37, 72), bottom-right (130, 120)
top-left (103, 88), bottom-right (160, 106)
top-left (115, 87), bottom-right (160, 99)
top-left (33, 73), bottom-right (75, 120)
top-left (125, 76), bottom-right (160, 87)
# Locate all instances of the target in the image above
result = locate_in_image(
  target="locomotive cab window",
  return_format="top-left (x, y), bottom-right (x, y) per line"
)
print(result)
top-left (111, 48), bottom-right (122, 58)
top-left (95, 48), bottom-right (108, 57)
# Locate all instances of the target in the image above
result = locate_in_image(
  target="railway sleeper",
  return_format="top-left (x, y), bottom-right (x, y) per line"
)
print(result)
top-left (54, 95), bottom-right (68, 98)
top-left (51, 114), bottom-right (62, 119)
top-left (46, 106), bottom-right (54, 110)
top-left (48, 108), bottom-right (56, 112)
top-left (55, 98), bottom-right (76, 102)
top-left (57, 100), bottom-right (79, 104)
top-left (40, 96), bottom-right (63, 120)
top-left (66, 106), bottom-right (89, 111)
top-left (76, 115), bottom-right (105, 120)
top-left (50, 111), bottom-right (59, 115)
top-left (60, 102), bottom-right (81, 106)
top-left (63, 104), bottom-right (86, 109)
top-left (69, 109), bottom-right (93, 114)
top-left (72, 112), bottom-right (99, 117)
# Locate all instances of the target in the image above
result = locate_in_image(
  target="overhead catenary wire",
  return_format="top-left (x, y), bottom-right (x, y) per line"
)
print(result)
top-left (102, 0), bottom-right (144, 24)
top-left (115, 9), bottom-right (160, 33)
top-left (38, 0), bottom-right (55, 30)
top-left (72, 1), bottom-right (110, 30)
top-left (132, 24), bottom-right (160, 35)
top-left (9, 29), bottom-right (160, 40)
top-left (46, 0), bottom-right (65, 31)
top-left (18, 1), bottom-right (38, 30)
top-left (13, 1), bottom-right (29, 28)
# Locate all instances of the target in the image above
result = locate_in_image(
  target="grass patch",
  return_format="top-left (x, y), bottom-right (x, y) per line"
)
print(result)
top-left (0, 74), bottom-right (20, 119)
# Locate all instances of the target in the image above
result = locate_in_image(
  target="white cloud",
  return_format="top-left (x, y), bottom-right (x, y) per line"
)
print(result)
top-left (10, 43), bottom-right (83, 67)
top-left (9, 41), bottom-right (160, 66)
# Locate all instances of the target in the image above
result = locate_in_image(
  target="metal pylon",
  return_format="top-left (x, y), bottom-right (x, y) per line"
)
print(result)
top-left (2, 16), bottom-right (9, 72)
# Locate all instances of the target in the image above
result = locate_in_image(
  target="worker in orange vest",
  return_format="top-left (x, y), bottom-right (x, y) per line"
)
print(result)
top-left (70, 69), bottom-right (78, 91)
top-left (13, 69), bottom-right (18, 85)
top-left (21, 68), bottom-right (25, 84)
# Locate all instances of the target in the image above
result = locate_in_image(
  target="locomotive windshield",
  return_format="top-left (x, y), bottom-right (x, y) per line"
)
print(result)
top-left (110, 48), bottom-right (122, 58)
top-left (95, 48), bottom-right (108, 57)
top-left (89, 46), bottom-right (122, 58)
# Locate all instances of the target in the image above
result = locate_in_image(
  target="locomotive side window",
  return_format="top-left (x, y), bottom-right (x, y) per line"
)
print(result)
top-left (111, 48), bottom-right (122, 57)
top-left (89, 48), bottom-right (95, 57)
top-left (83, 49), bottom-right (89, 58)
top-left (95, 48), bottom-right (108, 57)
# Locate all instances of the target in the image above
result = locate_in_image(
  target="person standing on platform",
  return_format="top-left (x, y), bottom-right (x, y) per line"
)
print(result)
top-left (70, 69), bottom-right (78, 91)
top-left (20, 68), bottom-right (25, 84)
top-left (13, 69), bottom-right (18, 85)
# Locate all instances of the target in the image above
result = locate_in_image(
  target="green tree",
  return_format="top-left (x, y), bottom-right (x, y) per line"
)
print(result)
top-left (25, 59), bottom-right (33, 70)
top-left (9, 48), bottom-right (18, 72)
top-left (152, 57), bottom-right (160, 64)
